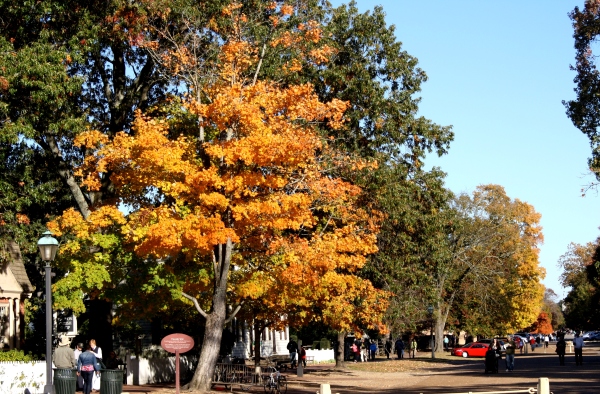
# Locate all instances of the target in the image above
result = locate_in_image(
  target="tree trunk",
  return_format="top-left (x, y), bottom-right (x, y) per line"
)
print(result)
top-left (187, 240), bottom-right (232, 392)
top-left (253, 322), bottom-right (262, 367)
top-left (434, 317), bottom-right (446, 357)
top-left (334, 331), bottom-right (346, 369)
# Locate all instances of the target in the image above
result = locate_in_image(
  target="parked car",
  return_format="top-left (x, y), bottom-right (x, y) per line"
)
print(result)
top-left (451, 342), bottom-right (489, 358)
top-left (587, 332), bottom-right (600, 341)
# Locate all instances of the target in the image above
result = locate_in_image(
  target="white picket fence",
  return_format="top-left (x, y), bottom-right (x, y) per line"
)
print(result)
top-left (0, 355), bottom-right (198, 394)
top-left (0, 361), bottom-right (46, 394)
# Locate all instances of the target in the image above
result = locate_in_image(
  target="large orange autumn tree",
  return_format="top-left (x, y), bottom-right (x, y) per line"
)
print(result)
top-left (50, 3), bottom-right (387, 391)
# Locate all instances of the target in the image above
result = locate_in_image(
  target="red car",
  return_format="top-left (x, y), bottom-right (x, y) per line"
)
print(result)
top-left (451, 342), bottom-right (489, 358)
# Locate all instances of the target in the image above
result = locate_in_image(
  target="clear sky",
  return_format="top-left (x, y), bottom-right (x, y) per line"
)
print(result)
top-left (331, 0), bottom-right (599, 298)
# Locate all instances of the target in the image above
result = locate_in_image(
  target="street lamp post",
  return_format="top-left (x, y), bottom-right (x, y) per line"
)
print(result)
top-left (38, 230), bottom-right (59, 394)
top-left (427, 305), bottom-right (435, 359)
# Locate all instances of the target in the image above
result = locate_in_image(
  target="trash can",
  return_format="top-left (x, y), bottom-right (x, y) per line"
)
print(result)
top-left (53, 368), bottom-right (77, 394)
top-left (100, 369), bottom-right (124, 394)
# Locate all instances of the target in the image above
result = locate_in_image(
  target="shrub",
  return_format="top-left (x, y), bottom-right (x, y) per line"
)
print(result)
top-left (0, 349), bottom-right (39, 362)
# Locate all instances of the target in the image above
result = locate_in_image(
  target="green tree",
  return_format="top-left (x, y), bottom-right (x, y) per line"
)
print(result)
top-left (564, 2), bottom-right (600, 184)
top-left (432, 185), bottom-right (545, 353)
top-left (559, 240), bottom-right (600, 329)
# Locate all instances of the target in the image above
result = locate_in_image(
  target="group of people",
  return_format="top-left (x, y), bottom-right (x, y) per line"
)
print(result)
top-left (53, 337), bottom-right (122, 394)
top-left (286, 339), bottom-right (307, 368)
top-left (348, 337), bottom-right (383, 362)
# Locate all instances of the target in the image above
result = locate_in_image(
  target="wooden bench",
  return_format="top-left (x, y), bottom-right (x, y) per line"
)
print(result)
top-left (305, 355), bottom-right (315, 365)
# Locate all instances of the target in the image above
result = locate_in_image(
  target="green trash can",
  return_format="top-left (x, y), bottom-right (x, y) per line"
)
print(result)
top-left (100, 369), bottom-right (124, 394)
top-left (53, 368), bottom-right (77, 394)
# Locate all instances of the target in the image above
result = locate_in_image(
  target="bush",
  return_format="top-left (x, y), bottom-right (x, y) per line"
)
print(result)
top-left (0, 349), bottom-right (39, 362)
top-left (320, 338), bottom-right (331, 350)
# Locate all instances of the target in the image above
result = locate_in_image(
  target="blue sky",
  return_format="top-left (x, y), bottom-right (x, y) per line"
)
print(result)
top-left (331, 0), bottom-right (598, 298)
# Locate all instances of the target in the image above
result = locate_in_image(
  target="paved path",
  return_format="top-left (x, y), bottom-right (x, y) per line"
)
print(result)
top-left (281, 346), bottom-right (600, 394)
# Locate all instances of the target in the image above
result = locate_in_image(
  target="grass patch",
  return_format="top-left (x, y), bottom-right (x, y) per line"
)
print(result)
top-left (347, 358), bottom-right (457, 373)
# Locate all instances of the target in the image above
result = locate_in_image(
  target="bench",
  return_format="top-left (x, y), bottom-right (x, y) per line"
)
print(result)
top-left (306, 356), bottom-right (315, 364)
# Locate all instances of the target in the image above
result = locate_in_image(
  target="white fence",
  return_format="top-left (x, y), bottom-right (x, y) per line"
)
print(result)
top-left (0, 355), bottom-right (197, 393)
top-left (0, 361), bottom-right (46, 394)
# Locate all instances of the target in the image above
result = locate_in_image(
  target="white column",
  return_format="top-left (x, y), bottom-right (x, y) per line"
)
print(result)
top-left (8, 297), bottom-right (15, 349)
top-left (14, 298), bottom-right (20, 349)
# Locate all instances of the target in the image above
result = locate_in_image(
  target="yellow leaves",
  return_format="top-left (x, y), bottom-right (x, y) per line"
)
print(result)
top-left (74, 130), bottom-right (109, 149)
top-left (280, 5), bottom-right (294, 16)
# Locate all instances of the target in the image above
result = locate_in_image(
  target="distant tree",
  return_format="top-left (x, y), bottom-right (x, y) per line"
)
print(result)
top-left (558, 240), bottom-right (599, 329)
top-left (542, 288), bottom-right (565, 330)
top-left (442, 185), bottom-right (545, 345)
top-left (528, 312), bottom-right (553, 335)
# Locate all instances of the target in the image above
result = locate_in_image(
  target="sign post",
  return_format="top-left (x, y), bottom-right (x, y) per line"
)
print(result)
top-left (161, 333), bottom-right (195, 394)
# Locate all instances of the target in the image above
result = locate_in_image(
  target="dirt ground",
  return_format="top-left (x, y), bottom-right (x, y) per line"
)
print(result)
top-left (123, 343), bottom-right (600, 394)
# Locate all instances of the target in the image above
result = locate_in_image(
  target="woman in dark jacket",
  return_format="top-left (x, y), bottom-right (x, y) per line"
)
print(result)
top-left (77, 344), bottom-right (100, 394)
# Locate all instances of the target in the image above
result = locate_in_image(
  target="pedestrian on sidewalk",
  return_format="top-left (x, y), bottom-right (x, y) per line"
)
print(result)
top-left (573, 332), bottom-right (584, 365)
top-left (504, 336), bottom-right (515, 372)
top-left (53, 336), bottom-right (76, 369)
top-left (410, 337), bottom-right (417, 358)
top-left (555, 335), bottom-right (566, 366)
top-left (395, 337), bottom-right (405, 359)
top-left (384, 339), bottom-right (392, 359)
top-left (369, 341), bottom-right (377, 361)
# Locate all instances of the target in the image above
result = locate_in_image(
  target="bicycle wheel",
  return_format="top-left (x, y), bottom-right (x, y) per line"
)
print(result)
top-left (276, 376), bottom-right (287, 394)
top-left (264, 379), bottom-right (275, 394)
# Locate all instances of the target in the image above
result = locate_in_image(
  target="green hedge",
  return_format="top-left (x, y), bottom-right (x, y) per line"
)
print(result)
top-left (0, 349), bottom-right (40, 362)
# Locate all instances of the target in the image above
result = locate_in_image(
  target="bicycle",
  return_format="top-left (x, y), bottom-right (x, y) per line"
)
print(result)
top-left (263, 367), bottom-right (287, 394)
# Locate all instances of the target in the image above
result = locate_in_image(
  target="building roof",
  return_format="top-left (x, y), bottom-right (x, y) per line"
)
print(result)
top-left (5, 239), bottom-right (34, 293)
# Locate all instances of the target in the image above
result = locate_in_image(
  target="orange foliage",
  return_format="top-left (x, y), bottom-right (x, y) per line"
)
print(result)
top-left (54, 1), bottom-right (387, 333)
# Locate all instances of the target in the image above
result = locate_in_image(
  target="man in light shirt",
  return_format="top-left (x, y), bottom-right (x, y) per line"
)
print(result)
top-left (573, 332), bottom-right (585, 365)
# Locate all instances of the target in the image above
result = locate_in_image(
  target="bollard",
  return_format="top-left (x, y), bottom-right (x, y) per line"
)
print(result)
top-left (319, 383), bottom-right (332, 394)
top-left (538, 377), bottom-right (549, 394)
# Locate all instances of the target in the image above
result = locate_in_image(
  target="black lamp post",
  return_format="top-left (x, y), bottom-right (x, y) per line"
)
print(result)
top-left (38, 230), bottom-right (59, 394)
top-left (427, 305), bottom-right (435, 359)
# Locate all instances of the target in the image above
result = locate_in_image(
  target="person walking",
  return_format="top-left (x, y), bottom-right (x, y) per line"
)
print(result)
top-left (351, 341), bottom-right (360, 363)
top-left (544, 334), bottom-right (549, 351)
top-left (410, 337), bottom-right (417, 358)
top-left (89, 339), bottom-right (103, 391)
top-left (369, 341), bottom-right (377, 361)
top-left (74, 342), bottom-right (85, 391)
top-left (77, 343), bottom-right (101, 394)
top-left (573, 332), bottom-right (584, 365)
top-left (504, 336), bottom-right (516, 372)
top-left (299, 346), bottom-right (307, 368)
top-left (443, 336), bottom-right (449, 351)
top-left (53, 336), bottom-right (76, 369)
top-left (361, 339), bottom-right (368, 362)
top-left (287, 338), bottom-right (298, 368)
top-left (395, 337), bottom-right (405, 359)
top-left (384, 339), bottom-right (392, 359)
top-left (555, 335), bottom-right (566, 366)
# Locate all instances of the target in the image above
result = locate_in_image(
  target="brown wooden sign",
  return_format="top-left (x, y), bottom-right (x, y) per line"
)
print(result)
top-left (161, 333), bottom-right (195, 353)
top-left (161, 334), bottom-right (195, 394)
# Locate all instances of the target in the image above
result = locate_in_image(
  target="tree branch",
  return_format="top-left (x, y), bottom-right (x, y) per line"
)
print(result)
top-left (181, 291), bottom-right (208, 319)
top-left (224, 301), bottom-right (245, 325)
